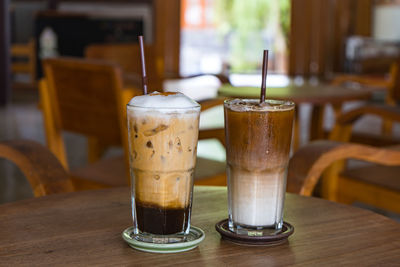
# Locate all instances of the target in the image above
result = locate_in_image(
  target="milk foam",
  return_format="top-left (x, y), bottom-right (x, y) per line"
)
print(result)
top-left (128, 92), bottom-right (200, 111)
top-left (226, 99), bottom-right (294, 112)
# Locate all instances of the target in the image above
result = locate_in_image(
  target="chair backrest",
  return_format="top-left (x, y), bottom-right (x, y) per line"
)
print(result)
top-left (85, 43), bottom-right (163, 91)
top-left (41, 57), bottom-right (128, 168)
top-left (329, 104), bottom-right (400, 142)
top-left (11, 39), bottom-right (36, 86)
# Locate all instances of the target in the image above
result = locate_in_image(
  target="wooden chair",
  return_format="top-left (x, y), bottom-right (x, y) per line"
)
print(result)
top-left (41, 57), bottom-right (139, 190)
top-left (0, 140), bottom-right (74, 197)
top-left (331, 57), bottom-right (399, 105)
top-left (85, 43), bottom-right (228, 185)
top-left (85, 43), bottom-right (163, 93)
top-left (85, 43), bottom-right (229, 119)
top-left (11, 39), bottom-right (37, 89)
top-left (85, 42), bottom-right (229, 105)
top-left (331, 57), bottom-right (400, 134)
top-left (288, 104), bottom-right (400, 214)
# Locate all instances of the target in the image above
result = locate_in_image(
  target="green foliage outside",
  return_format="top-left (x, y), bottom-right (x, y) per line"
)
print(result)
top-left (215, 0), bottom-right (290, 72)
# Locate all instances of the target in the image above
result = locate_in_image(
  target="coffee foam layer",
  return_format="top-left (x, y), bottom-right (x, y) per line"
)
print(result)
top-left (225, 99), bottom-right (294, 112)
top-left (128, 92), bottom-right (200, 111)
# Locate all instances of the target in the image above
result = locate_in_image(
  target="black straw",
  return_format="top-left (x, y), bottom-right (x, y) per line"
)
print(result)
top-left (260, 50), bottom-right (269, 103)
top-left (138, 35), bottom-right (148, 95)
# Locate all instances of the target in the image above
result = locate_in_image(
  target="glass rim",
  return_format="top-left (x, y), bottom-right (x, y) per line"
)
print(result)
top-left (127, 102), bottom-right (201, 110)
top-left (224, 98), bottom-right (295, 110)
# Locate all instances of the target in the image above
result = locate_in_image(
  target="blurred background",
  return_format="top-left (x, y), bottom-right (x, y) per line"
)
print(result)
top-left (1, 0), bottom-right (400, 220)
top-left (4, 0), bottom-right (400, 86)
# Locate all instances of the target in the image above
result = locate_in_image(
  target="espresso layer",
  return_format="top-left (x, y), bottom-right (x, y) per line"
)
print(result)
top-left (136, 202), bottom-right (190, 235)
top-left (224, 102), bottom-right (294, 169)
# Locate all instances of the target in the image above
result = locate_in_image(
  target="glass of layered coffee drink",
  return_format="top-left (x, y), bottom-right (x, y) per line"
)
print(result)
top-left (127, 92), bottom-right (200, 243)
top-left (224, 99), bottom-right (294, 236)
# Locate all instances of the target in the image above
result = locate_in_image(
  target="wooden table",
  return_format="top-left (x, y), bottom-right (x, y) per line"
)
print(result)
top-left (1, 186), bottom-right (399, 265)
top-left (219, 83), bottom-right (374, 148)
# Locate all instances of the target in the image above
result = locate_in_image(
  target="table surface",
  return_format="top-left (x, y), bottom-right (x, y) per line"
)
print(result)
top-left (218, 83), bottom-right (373, 104)
top-left (1, 186), bottom-right (399, 266)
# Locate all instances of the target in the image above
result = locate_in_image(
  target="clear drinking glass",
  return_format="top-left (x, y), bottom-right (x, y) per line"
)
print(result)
top-left (127, 102), bottom-right (200, 243)
top-left (224, 99), bottom-right (295, 236)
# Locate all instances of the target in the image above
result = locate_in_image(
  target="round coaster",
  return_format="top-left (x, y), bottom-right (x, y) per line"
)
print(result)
top-left (215, 219), bottom-right (294, 246)
top-left (122, 226), bottom-right (205, 253)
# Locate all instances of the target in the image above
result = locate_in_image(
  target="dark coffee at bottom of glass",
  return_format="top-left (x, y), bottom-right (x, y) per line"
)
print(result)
top-left (135, 202), bottom-right (190, 235)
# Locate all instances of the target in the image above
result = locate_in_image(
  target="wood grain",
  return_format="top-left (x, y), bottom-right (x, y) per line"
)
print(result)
top-left (331, 60), bottom-right (400, 135)
top-left (154, 0), bottom-right (181, 78)
top-left (0, 140), bottom-right (74, 196)
top-left (41, 57), bottom-right (133, 189)
top-left (321, 104), bottom-right (400, 213)
top-left (85, 43), bottom-right (160, 92)
top-left (289, 0), bottom-right (373, 76)
top-left (0, 187), bottom-right (399, 265)
top-left (335, 104), bottom-right (400, 125)
top-left (287, 140), bottom-right (400, 196)
top-left (390, 59), bottom-right (400, 102)
top-left (218, 83), bottom-right (372, 105)
top-left (41, 57), bottom-right (227, 187)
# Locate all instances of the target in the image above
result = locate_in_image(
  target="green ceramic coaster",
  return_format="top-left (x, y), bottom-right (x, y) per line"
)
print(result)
top-left (122, 226), bottom-right (205, 254)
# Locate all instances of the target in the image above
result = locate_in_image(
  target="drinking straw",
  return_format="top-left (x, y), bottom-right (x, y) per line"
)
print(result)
top-left (260, 50), bottom-right (269, 103)
top-left (138, 35), bottom-right (148, 95)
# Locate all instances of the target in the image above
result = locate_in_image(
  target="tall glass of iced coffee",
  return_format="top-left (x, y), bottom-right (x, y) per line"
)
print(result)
top-left (224, 99), bottom-right (294, 236)
top-left (127, 92), bottom-right (200, 243)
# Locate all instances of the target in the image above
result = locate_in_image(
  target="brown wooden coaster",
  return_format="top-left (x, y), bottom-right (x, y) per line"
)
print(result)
top-left (215, 219), bottom-right (294, 246)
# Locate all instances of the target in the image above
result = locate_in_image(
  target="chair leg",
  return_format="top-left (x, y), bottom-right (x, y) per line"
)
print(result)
top-left (382, 119), bottom-right (393, 136)
top-left (88, 138), bottom-right (107, 163)
top-left (310, 104), bottom-right (325, 140)
top-left (382, 93), bottom-right (396, 136)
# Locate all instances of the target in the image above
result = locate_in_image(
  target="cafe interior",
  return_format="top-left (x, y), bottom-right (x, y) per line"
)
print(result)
top-left (1, 0), bottom-right (400, 264)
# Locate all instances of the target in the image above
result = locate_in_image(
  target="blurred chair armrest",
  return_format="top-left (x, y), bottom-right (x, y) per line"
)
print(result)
top-left (287, 140), bottom-right (400, 196)
top-left (334, 104), bottom-right (400, 126)
top-left (331, 74), bottom-right (390, 88)
top-left (198, 97), bottom-right (226, 112)
top-left (198, 128), bottom-right (225, 147)
top-left (0, 140), bottom-right (74, 197)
